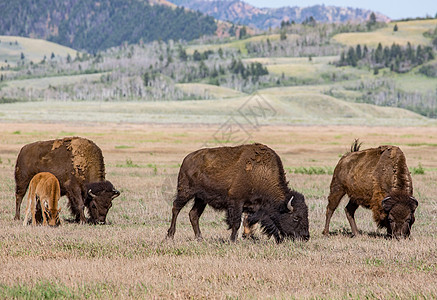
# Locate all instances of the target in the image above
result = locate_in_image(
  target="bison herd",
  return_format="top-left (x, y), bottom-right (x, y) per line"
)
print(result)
top-left (14, 137), bottom-right (419, 241)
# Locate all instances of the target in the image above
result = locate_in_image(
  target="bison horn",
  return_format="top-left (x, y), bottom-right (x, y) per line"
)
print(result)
top-left (112, 189), bottom-right (120, 199)
top-left (88, 189), bottom-right (97, 198)
top-left (287, 196), bottom-right (294, 212)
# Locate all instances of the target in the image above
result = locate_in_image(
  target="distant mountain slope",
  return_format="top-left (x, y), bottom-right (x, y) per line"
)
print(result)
top-left (0, 0), bottom-right (217, 52)
top-left (169, 0), bottom-right (390, 29)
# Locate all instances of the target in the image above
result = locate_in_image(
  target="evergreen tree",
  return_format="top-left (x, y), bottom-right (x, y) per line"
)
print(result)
top-left (193, 50), bottom-right (202, 61)
top-left (347, 46), bottom-right (357, 67)
top-left (280, 29), bottom-right (287, 41)
top-left (393, 24), bottom-right (398, 32)
top-left (356, 44), bottom-right (362, 59)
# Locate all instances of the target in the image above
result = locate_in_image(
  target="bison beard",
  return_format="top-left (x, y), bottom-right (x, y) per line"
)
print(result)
top-left (167, 143), bottom-right (310, 242)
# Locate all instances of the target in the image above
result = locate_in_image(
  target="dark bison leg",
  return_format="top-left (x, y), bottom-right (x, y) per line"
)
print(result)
top-left (345, 200), bottom-right (360, 236)
top-left (189, 197), bottom-right (207, 241)
top-left (65, 185), bottom-right (86, 224)
top-left (227, 204), bottom-right (243, 242)
top-left (167, 193), bottom-right (193, 239)
top-left (323, 183), bottom-right (346, 235)
top-left (14, 177), bottom-right (30, 220)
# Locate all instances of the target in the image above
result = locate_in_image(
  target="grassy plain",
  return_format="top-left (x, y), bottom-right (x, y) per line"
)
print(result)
top-left (0, 96), bottom-right (434, 126)
top-left (333, 19), bottom-right (437, 47)
top-left (0, 121), bottom-right (437, 299)
top-left (0, 35), bottom-right (77, 65)
top-left (175, 83), bottom-right (246, 99)
top-left (186, 34), bottom-right (298, 55)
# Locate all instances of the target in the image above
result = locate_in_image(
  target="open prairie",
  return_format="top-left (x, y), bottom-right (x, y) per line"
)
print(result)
top-left (0, 35), bottom-right (77, 64)
top-left (0, 121), bottom-right (436, 299)
top-left (333, 19), bottom-right (437, 47)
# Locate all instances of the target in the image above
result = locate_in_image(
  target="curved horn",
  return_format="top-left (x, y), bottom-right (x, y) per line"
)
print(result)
top-left (88, 189), bottom-right (97, 198)
top-left (112, 189), bottom-right (120, 199)
top-left (382, 196), bottom-right (391, 202)
top-left (287, 196), bottom-right (294, 212)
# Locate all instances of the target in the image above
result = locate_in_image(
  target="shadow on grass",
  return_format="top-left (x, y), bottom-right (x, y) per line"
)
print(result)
top-left (326, 228), bottom-right (388, 239)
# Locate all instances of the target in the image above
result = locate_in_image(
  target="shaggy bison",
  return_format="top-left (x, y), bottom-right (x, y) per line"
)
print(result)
top-left (167, 143), bottom-right (309, 242)
top-left (15, 137), bottom-right (120, 224)
top-left (323, 140), bottom-right (418, 238)
top-left (23, 172), bottom-right (61, 227)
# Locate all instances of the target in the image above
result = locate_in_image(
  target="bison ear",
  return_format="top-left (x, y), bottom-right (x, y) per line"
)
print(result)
top-left (287, 196), bottom-right (294, 213)
top-left (409, 196), bottom-right (418, 211)
top-left (382, 197), bottom-right (393, 212)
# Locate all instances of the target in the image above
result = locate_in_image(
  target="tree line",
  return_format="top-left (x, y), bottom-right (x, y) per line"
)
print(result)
top-left (337, 42), bottom-right (435, 73)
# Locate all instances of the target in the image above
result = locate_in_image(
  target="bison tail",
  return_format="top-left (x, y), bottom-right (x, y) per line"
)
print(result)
top-left (350, 139), bottom-right (362, 152)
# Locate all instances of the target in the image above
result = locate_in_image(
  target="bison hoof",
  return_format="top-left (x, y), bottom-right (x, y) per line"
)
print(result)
top-left (322, 230), bottom-right (329, 236)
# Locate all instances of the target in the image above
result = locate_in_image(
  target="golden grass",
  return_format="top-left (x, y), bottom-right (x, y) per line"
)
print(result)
top-left (175, 83), bottom-right (245, 99)
top-left (244, 56), bottom-right (339, 78)
top-left (333, 19), bottom-right (437, 47)
top-left (0, 122), bottom-right (437, 298)
top-left (186, 34), bottom-right (298, 55)
top-left (0, 35), bottom-right (77, 64)
top-left (0, 95), bottom-right (435, 126)
top-left (3, 73), bottom-right (107, 91)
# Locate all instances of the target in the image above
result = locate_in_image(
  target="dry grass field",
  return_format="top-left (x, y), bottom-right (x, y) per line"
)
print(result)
top-left (333, 19), bottom-right (437, 47)
top-left (0, 35), bottom-right (77, 65)
top-left (0, 121), bottom-right (436, 299)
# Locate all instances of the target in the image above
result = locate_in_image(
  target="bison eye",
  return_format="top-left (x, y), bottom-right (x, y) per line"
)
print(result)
top-left (91, 203), bottom-right (97, 209)
top-left (293, 217), bottom-right (300, 222)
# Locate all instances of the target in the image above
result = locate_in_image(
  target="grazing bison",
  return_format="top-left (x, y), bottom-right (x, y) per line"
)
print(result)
top-left (15, 137), bottom-right (120, 224)
top-left (323, 140), bottom-right (418, 238)
top-left (167, 143), bottom-right (309, 242)
top-left (23, 172), bottom-right (61, 227)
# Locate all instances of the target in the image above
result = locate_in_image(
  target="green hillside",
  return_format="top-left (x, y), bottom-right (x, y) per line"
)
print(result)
top-left (1, 18), bottom-right (436, 123)
top-left (0, 0), bottom-right (217, 52)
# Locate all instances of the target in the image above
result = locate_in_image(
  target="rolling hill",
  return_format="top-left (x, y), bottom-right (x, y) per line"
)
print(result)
top-left (0, 35), bottom-right (77, 65)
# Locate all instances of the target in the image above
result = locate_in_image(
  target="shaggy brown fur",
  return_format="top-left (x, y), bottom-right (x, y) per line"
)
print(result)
top-left (23, 172), bottom-right (61, 227)
top-left (15, 137), bottom-right (120, 224)
top-left (167, 143), bottom-right (309, 242)
top-left (323, 140), bottom-right (418, 238)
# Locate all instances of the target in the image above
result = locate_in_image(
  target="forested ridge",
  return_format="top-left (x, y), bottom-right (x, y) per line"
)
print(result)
top-left (0, 0), bottom-right (217, 52)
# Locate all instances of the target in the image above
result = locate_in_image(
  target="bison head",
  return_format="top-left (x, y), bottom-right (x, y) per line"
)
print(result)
top-left (85, 181), bottom-right (120, 224)
top-left (42, 201), bottom-right (61, 227)
top-left (382, 192), bottom-right (418, 239)
top-left (248, 191), bottom-right (310, 242)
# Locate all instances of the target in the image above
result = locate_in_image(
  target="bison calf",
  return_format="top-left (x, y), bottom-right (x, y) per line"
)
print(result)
top-left (167, 143), bottom-right (309, 242)
top-left (23, 172), bottom-right (61, 227)
top-left (323, 140), bottom-right (418, 238)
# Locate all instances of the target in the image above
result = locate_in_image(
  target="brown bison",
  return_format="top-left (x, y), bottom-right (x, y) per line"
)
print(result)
top-left (323, 140), bottom-right (418, 238)
top-left (15, 137), bottom-right (120, 224)
top-left (167, 143), bottom-right (309, 242)
top-left (23, 172), bottom-right (62, 227)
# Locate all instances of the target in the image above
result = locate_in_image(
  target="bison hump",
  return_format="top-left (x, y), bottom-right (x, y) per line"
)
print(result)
top-left (67, 137), bottom-right (106, 182)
